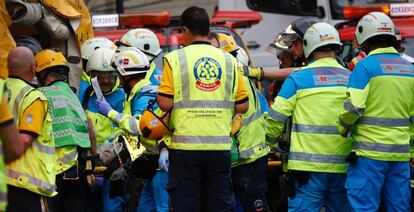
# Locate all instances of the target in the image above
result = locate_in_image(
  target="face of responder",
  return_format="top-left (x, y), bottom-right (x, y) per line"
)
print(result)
top-left (118, 73), bottom-right (128, 89)
top-left (278, 51), bottom-right (295, 69)
top-left (89, 71), bottom-right (117, 94)
top-left (289, 39), bottom-right (304, 61)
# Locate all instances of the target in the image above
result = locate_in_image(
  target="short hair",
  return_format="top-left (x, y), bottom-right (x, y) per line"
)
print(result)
top-left (364, 34), bottom-right (397, 50)
top-left (181, 6), bottom-right (210, 36)
top-left (308, 44), bottom-right (341, 60)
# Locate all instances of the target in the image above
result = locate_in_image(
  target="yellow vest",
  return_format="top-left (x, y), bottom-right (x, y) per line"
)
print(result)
top-left (165, 45), bottom-right (238, 151)
top-left (0, 79), bottom-right (7, 210)
top-left (55, 147), bottom-right (78, 175)
top-left (233, 77), bottom-right (269, 167)
top-left (5, 78), bottom-right (57, 197)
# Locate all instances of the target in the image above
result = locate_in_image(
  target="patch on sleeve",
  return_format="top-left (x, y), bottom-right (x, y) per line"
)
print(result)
top-left (26, 114), bottom-right (33, 124)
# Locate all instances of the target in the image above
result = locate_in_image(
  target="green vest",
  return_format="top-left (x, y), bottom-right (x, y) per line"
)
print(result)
top-left (123, 79), bottom-right (159, 154)
top-left (0, 79), bottom-right (7, 210)
top-left (5, 78), bottom-right (57, 197)
top-left (165, 45), bottom-right (238, 151)
top-left (233, 77), bottom-right (269, 167)
top-left (39, 81), bottom-right (88, 174)
top-left (39, 81), bottom-right (90, 148)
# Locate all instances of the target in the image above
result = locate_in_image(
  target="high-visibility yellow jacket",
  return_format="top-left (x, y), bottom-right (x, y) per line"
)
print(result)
top-left (6, 78), bottom-right (57, 197)
top-left (233, 76), bottom-right (269, 167)
top-left (338, 47), bottom-right (414, 162)
top-left (267, 57), bottom-right (351, 173)
top-left (0, 79), bottom-right (8, 210)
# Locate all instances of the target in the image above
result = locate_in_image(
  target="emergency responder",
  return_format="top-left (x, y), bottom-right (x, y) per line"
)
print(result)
top-left (266, 22), bottom-right (351, 211)
top-left (214, 33), bottom-right (270, 212)
top-left (97, 47), bottom-right (168, 212)
top-left (244, 18), bottom-right (318, 81)
top-left (34, 49), bottom-right (94, 212)
top-left (5, 46), bottom-right (56, 212)
top-left (267, 33), bottom-right (296, 103)
top-left (117, 28), bottom-right (163, 85)
top-left (267, 33), bottom-right (295, 69)
top-left (83, 47), bottom-right (125, 212)
top-left (156, 6), bottom-right (249, 211)
top-left (338, 12), bottom-right (414, 211)
top-left (0, 77), bottom-right (25, 211)
top-left (79, 37), bottom-right (118, 102)
top-left (82, 47), bottom-right (125, 145)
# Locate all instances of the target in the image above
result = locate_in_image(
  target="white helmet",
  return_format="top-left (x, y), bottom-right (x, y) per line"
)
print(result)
top-left (112, 47), bottom-right (150, 76)
top-left (81, 37), bottom-right (117, 60)
top-left (303, 22), bottom-right (342, 58)
top-left (236, 47), bottom-right (249, 66)
top-left (117, 28), bottom-right (162, 61)
top-left (355, 12), bottom-right (395, 46)
top-left (86, 48), bottom-right (116, 73)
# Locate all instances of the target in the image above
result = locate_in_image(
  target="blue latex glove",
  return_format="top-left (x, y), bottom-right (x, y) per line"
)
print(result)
top-left (97, 99), bottom-right (112, 116)
top-left (158, 149), bottom-right (169, 172)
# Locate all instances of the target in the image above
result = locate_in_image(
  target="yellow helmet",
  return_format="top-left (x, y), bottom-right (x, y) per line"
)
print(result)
top-left (139, 101), bottom-right (169, 141)
top-left (35, 49), bottom-right (69, 73)
top-left (216, 33), bottom-right (239, 53)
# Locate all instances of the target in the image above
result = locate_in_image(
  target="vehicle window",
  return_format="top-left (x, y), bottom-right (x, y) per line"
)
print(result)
top-left (330, 0), bottom-right (409, 19)
top-left (340, 41), bottom-right (354, 63)
top-left (246, 0), bottom-right (317, 16)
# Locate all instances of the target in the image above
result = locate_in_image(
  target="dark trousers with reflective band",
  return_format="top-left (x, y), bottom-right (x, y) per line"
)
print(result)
top-left (168, 150), bottom-right (235, 212)
top-left (232, 155), bottom-right (269, 212)
top-left (49, 163), bottom-right (86, 212)
top-left (7, 185), bottom-right (49, 212)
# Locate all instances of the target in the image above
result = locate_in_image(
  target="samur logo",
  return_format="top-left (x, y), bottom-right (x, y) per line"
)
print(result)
top-left (193, 57), bottom-right (222, 91)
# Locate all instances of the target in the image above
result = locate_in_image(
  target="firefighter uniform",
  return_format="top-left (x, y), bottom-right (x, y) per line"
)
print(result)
top-left (6, 77), bottom-right (56, 211)
top-left (158, 41), bottom-right (248, 211)
top-left (339, 47), bottom-right (414, 211)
